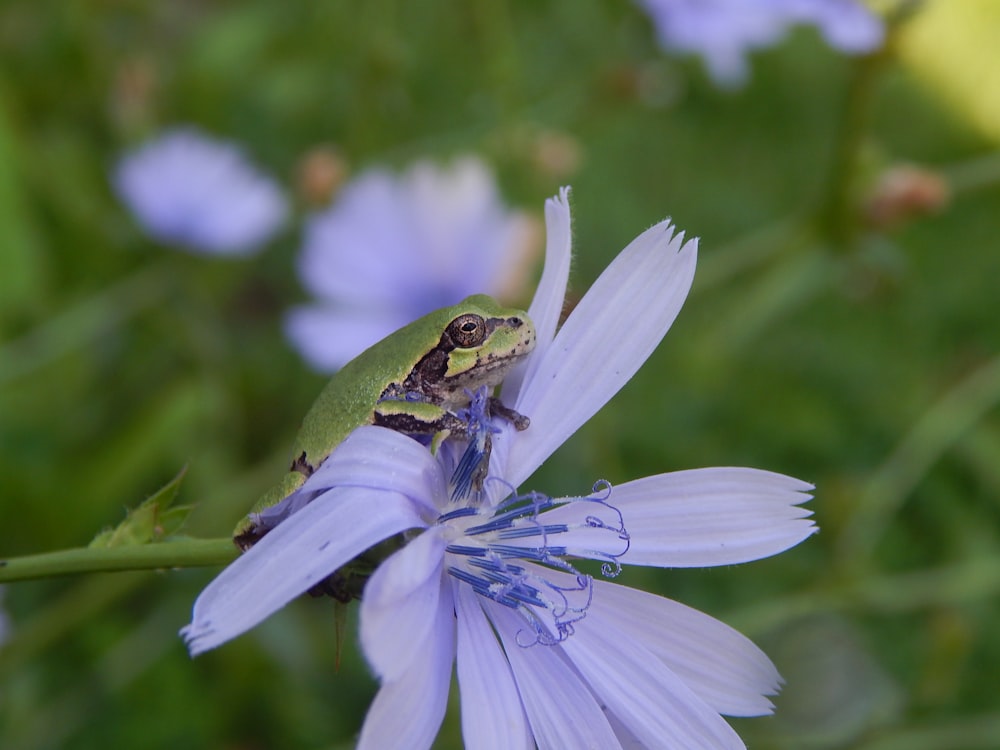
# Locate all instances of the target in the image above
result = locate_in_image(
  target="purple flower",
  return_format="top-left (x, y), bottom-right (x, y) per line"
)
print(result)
top-left (113, 127), bottom-right (288, 255)
top-left (285, 157), bottom-right (537, 372)
top-left (0, 587), bottom-right (10, 646)
top-left (637, 0), bottom-right (885, 86)
top-left (182, 189), bottom-right (816, 748)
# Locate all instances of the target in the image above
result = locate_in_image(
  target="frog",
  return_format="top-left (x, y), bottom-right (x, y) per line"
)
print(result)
top-left (233, 294), bottom-right (536, 552)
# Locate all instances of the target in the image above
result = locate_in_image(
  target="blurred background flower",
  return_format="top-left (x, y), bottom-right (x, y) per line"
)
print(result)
top-left (285, 157), bottom-right (540, 371)
top-left (113, 127), bottom-right (289, 255)
top-left (0, 588), bottom-right (11, 647)
top-left (636, 0), bottom-right (885, 86)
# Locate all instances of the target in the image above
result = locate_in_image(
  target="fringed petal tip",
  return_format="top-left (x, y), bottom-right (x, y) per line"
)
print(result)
top-left (647, 215), bottom-right (698, 253)
top-left (549, 185), bottom-right (571, 207)
top-left (178, 486), bottom-right (427, 660)
top-left (179, 622), bottom-right (217, 658)
top-left (505, 213), bottom-right (700, 486)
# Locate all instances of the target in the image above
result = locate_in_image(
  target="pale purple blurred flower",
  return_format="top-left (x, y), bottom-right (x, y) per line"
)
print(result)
top-left (0, 587), bottom-right (10, 646)
top-left (113, 127), bottom-right (288, 255)
top-left (637, 0), bottom-right (885, 86)
top-left (285, 157), bottom-right (537, 372)
top-left (183, 189), bottom-right (817, 748)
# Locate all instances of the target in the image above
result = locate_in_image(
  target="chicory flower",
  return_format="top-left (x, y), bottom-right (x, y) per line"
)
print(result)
top-left (113, 127), bottom-right (288, 255)
top-left (183, 189), bottom-right (816, 748)
top-left (285, 157), bottom-right (537, 372)
top-left (637, 0), bottom-right (885, 86)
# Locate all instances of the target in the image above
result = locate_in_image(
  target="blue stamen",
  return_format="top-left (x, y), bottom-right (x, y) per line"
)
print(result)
top-left (466, 558), bottom-right (527, 578)
top-left (445, 544), bottom-right (488, 557)
top-left (464, 492), bottom-right (556, 535)
top-left (495, 524), bottom-right (570, 540)
top-left (488, 543), bottom-right (569, 560)
top-left (442, 433), bottom-right (634, 647)
top-left (448, 386), bottom-right (500, 503)
top-left (438, 506), bottom-right (479, 524)
top-left (449, 431), bottom-right (490, 502)
top-left (446, 566), bottom-right (546, 609)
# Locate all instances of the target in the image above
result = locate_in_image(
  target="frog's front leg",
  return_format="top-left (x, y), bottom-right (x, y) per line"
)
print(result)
top-left (487, 397), bottom-right (530, 431)
top-left (372, 399), bottom-right (469, 438)
top-left (375, 396), bottom-right (529, 439)
top-left (374, 395), bottom-right (530, 498)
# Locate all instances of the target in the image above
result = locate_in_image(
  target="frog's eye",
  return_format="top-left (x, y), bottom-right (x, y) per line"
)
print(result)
top-left (447, 313), bottom-right (487, 348)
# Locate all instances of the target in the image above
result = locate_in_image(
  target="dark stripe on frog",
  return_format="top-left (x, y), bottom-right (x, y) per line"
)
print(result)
top-left (397, 317), bottom-right (521, 397)
top-left (374, 400), bottom-right (468, 436)
top-left (290, 451), bottom-right (314, 477)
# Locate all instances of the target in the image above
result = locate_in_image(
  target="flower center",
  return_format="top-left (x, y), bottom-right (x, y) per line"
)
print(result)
top-left (441, 481), bottom-right (630, 646)
top-left (435, 385), bottom-right (632, 645)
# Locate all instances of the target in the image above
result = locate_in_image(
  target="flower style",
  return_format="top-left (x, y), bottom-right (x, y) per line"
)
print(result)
top-left (182, 189), bottom-right (816, 748)
top-left (285, 157), bottom-right (538, 372)
top-left (636, 0), bottom-right (885, 87)
top-left (113, 127), bottom-right (288, 255)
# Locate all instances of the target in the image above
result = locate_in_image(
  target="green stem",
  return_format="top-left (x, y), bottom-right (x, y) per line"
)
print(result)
top-left (817, 4), bottom-right (920, 249)
top-left (0, 537), bottom-right (238, 583)
top-left (817, 48), bottom-right (886, 250)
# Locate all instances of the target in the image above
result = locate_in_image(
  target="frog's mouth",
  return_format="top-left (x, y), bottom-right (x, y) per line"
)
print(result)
top-left (446, 345), bottom-right (530, 391)
top-left (441, 319), bottom-right (536, 396)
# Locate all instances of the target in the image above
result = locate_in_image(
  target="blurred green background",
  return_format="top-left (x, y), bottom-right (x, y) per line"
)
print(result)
top-left (2, 1), bottom-right (999, 748)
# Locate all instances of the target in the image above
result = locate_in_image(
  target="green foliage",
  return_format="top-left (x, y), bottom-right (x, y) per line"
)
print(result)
top-left (89, 468), bottom-right (191, 549)
top-left (1, 2), bottom-right (999, 749)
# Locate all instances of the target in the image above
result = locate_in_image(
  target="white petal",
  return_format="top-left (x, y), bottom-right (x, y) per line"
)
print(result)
top-left (307, 426), bottom-right (446, 516)
top-left (592, 580), bottom-right (781, 717)
top-left (505, 222), bottom-right (697, 486)
top-left (358, 585), bottom-right (455, 750)
top-left (614, 468), bottom-right (816, 567)
top-left (503, 187), bottom-right (573, 403)
top-left (535, 468), bottom-right (814, 567)
top-left (181, 486), bottom-right (423, 655)
top-left (360, 529), bottom-right (446, 681)
top-left (560, 600), bottom-right (747, 750)
top-left (453, 583), bottom-right (533, 750)
top-left (486, 601), bottom-right (623, 750)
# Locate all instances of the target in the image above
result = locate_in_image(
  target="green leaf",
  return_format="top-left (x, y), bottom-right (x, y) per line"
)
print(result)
top-left (89, 467), bottom-right (191, 548)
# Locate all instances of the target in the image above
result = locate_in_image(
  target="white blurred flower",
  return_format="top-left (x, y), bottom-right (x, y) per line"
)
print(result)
top-left (183, 189), bottom-right (817, 748)
top-left (113, 127), bottom-right (288, 255)
top-left (637, 0), bottom-right (885, 87)
top-left (285, 157), bottom-right (538, 372)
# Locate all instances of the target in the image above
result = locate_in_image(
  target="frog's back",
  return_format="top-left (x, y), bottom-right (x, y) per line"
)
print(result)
top-left (289, 311), bottom-right (446, 468)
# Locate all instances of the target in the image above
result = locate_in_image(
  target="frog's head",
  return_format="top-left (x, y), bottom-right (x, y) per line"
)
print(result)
top-left (432, 294), bottom-right (536, 405)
